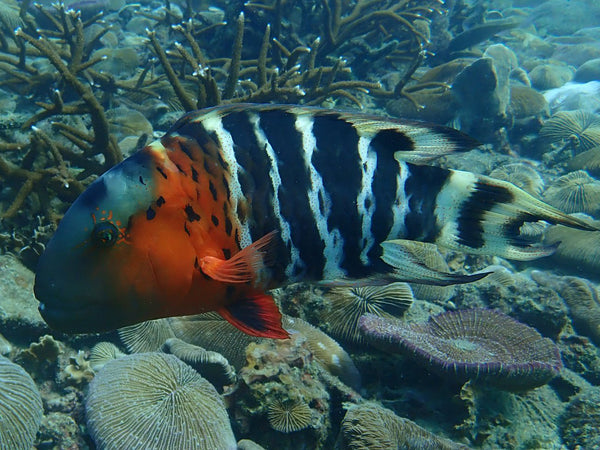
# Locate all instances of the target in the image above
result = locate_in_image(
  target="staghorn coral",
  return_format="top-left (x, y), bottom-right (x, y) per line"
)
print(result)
top-left (162, 337), bottom-right (236, 389)
top-left (86, 352), bottom-right (237, 450)
top-left (267, 398), bottom-right (313, 433)
top-left (540, 110), bottom-right (600, 153)
top-left (543, 170), bottom-right (600, 216)
top-left (337, 401), bottom-right (469, 450)
top-left (0, 355), bottom-right (43, 450)
top-left (359, 309), bottom-right (562, 390)
top-left (321, 282), bottom-right (413, 345)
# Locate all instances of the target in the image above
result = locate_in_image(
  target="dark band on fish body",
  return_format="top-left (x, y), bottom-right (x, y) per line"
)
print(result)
top-left (371, 128), bottom-right (415, 153)
top-left (156, 166), bottom-right (168, 179)
top-left (456, 181), bottom-right (513, 248)
top-left (259, 109), bottom-right (325, 279)
top-left (221, 111), bottom-right (279, 245)
top-left (404, 163), bottom-right (450, 242)
top-left (368, 133), bottom-right (400, 261)
top-left (191, 166), bottom-right (199, 182)
top-left (311, 113), bottom-right (365, 276)
top-left (184, 222), bottom-right (190, 236)
top-left (222, 248), bottom-right (231, 259)
top-left (211, 215), bottom-right (219, 226)
top-left (156, 196), bottom-right (165, 207)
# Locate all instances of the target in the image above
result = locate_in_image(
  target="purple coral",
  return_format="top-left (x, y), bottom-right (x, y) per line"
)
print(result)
top-left (359, 309), bottom-right (562, 390)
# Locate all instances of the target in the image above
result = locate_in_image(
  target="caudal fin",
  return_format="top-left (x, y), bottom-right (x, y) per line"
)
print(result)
top-left (433, 170), bottom-right (599, 260)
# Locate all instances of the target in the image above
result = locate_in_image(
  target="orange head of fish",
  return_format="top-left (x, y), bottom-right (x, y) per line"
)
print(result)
top-left (34, 142), bottom-right (235, 333)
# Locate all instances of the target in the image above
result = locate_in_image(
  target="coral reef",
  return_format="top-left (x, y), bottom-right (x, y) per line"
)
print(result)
top-left (543, 170), bottom-right (600, 216)
top-left (267, 398), bottom-right (313, 433)
top-left (88, 341), bottom-right (126, 371)
top-left (86, 352), bottom-right (237, 450)
top-left (560, 387), bottom-right (600, 449)
top-left (359, 309), bottom-right (562, 390)
top-left (336, 401), bottom-right (469, 450)
top-left (320, 282), bottom-right (413, 345)
top-left (162, 337), bottom-right (237, 389)
top-left (0, 355), bottom-right (43, 450)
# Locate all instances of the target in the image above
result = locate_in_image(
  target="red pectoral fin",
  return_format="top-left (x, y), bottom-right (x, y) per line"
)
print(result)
top-left (200, 231), bottom-right (278, 283)
top-left (218, 292), bottom-right (289, 339)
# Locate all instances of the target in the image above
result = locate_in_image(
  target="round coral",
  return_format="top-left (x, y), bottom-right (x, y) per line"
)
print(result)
top-left (0, 355), bottom-right (43, 450)
top-left (359, 309), bottom-right (562, 390)
top-left (86, 352), bottom-right (237, 450)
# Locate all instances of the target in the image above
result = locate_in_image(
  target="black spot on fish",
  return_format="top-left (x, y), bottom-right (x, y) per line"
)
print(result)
top-left (146, 207), bottom-right (156, 220)
top-left (457, 181), bottom-right (513, 249)
top-left (211, 215), bottom-right (219, 226)
top-left (225, 217), bottom-right (233, 236)
top-left (184, 222), bottom-right (190, 236)
top-left (156, 166), bottom-right (168, 179)
top-left (222, 248), bottom-right (231, 259)
top-left (179, 140), bottom-right (195, 160)
top-left (222, 176), bottom-right (231, 199)
top-left (156, 196), bottom-right (165, 207)
top-left (203, 158), bottom-right (214, 176)
top-left (209, 180), bottom-right (218, 201)
top-left (175, 163), bottom-right (186, 175)
top-left (191, 166), bottom-right (199, 182)
top-left (139, 176), bottom-right (146, 185)
top-left (371, 128), bottom-right (415, 152)
top-left (185, 205), bottom-right (201, 222)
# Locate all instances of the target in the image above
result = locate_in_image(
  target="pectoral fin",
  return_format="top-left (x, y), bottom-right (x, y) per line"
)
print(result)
top-left (200, 231), bottom-right (277, 283)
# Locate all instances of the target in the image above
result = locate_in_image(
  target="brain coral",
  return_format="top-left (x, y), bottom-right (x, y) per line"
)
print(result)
top-left (86, 352), bottom-right (237, 450)
top-left (359, 309), bottom-right (562, 390)
top-left (0, 356), bottom-right (43, 450)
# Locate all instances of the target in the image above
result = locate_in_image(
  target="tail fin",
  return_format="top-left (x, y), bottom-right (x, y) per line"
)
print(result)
top-left (433, 170), bottom-right (599, 260)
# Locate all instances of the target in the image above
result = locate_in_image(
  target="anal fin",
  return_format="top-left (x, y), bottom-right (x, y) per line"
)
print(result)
top-left (218, 292), bottom-right (289, 339)
top-left (380, 239), bottom-right (490, 286)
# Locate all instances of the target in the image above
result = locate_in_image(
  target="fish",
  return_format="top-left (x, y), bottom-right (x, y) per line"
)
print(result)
top-left (34, 103), bottom-right (598, 339)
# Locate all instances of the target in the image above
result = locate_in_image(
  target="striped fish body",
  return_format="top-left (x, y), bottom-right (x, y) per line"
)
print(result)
top-left (34, 104), bottom-right (596, 338)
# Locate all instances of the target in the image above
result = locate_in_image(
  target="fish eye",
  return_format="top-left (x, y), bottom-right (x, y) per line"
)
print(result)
top-left (91, 222), bottom-right (119, 248)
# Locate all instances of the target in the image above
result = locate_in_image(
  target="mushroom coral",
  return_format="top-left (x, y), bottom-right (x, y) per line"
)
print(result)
top-left (86, 352), bottom-right (237, 450)
top-left (359, 309), bottom-right (562, 390)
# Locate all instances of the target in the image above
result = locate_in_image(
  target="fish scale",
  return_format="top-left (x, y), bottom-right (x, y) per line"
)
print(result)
top-left (34, 104), bottom-right (599, 338)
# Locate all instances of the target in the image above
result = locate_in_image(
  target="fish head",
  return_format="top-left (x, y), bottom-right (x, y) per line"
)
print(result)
top-left (34, 147), bottom-right (177, 333)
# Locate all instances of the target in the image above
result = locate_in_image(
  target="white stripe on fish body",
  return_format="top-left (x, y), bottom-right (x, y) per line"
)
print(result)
top-left (200, 112), bottom-right (252, 248)
top-left (249, 111), bottom-right (303, 278)
top-left (386, 160), bottom-right (410, 242)
top-left (433, 170), bottom-right (477, 246)
top-left (357, 135), bottom-right (377, 265)
top-left (295, 114), bottom-right (345, 278)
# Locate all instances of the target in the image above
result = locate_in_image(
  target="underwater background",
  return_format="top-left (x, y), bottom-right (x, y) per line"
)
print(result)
top-left (1, 0), bottom-right (600, 448)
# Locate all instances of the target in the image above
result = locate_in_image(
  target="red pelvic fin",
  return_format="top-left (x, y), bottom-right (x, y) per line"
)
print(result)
top-left (200, 230), bottom-right (278, 283)
top-left (218, 292), bottom-right (289, 339)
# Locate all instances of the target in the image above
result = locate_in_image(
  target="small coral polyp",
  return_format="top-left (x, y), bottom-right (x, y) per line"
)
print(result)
top-left (359, 308), bottom-right (562, 390)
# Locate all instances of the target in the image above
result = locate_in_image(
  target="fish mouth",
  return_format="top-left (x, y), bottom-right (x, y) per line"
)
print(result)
top-left (38, 300), bottom-right (105, 334)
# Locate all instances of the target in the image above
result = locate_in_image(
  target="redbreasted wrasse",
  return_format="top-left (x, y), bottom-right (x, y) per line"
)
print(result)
top-left (34, 104), bottom-right (597, 338)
